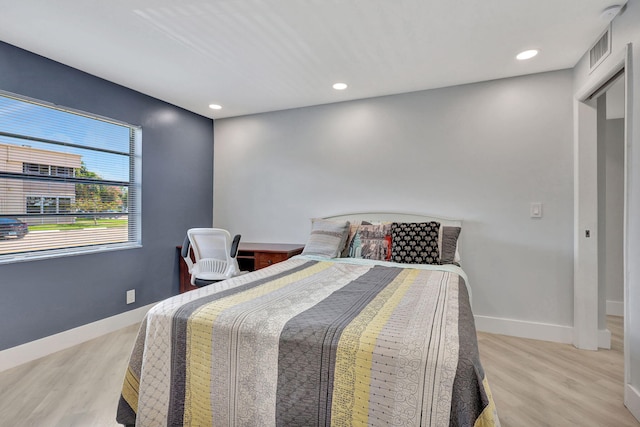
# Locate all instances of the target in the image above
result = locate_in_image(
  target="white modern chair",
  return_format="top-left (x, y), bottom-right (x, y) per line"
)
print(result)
top-left (181, 228), bottom-right (241, 287)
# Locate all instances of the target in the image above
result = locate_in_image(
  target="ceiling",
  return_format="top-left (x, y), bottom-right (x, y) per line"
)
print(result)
top-left (0, 0), bottom-right (625, 119)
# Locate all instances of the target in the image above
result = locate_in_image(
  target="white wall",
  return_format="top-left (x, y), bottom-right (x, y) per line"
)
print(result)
top-left (604, 117), bottom-right (625, 304)
top-left (598, 111), bottom-right (625, 314)
top-left (573, 0), bottom-right (640, 419)
top-left (214, 70), bottom-right (575, 334)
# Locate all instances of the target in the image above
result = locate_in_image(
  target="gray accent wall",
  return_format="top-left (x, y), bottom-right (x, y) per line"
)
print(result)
top-left (0, 41), bottom-right (213, 351)
top-left (214, 70), bottom-right (575, 327)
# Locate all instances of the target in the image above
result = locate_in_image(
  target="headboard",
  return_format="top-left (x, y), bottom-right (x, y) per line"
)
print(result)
top-left (323, 212), bottom-right (462, 228)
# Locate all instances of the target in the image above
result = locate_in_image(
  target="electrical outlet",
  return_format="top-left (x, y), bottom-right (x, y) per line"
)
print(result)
top-left (126, 289), bottom-right (135, 304)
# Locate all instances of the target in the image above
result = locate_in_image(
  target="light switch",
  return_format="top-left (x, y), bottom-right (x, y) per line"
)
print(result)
top-left (530, 202), bottom-right (543, 218)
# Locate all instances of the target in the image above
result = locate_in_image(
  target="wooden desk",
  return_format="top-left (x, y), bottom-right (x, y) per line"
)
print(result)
top-left (178, 242), bottom-right (304, 294)
top-left (237, 242), bottom-right (305, 271)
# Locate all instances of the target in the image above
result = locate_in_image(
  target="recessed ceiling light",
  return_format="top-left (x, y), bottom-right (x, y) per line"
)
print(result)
top-left (333, 83), bottom-right (348, 90)
top-left (516, 49), bottom-right (539, 60)
top-left (209, 104), bottom-right (222, 110)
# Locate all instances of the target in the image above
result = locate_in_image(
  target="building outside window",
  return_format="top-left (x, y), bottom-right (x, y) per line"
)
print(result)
top-left (1, 144), bottom-right (81, 224)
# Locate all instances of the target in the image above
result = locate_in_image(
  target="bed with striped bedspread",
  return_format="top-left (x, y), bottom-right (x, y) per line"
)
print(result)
top-left (117, 256), bottom-right (499, 426)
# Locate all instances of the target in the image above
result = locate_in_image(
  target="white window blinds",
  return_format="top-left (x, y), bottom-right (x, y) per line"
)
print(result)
top-left (0, 91), bottom-right (141, 263)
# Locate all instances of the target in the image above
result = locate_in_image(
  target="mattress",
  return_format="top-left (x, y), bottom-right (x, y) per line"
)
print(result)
top-left (116, 256), bottom-right (499, 426)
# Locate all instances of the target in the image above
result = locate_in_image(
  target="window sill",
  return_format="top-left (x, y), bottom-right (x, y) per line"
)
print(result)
top-left (0, 242), bottom-right (142, 265)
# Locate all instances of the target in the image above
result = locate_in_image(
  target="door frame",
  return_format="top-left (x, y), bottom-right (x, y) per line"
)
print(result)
top-left (573, 42), bottom-right (630, 393)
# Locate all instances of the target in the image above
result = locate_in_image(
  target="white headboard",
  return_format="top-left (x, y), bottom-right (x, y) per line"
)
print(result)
top-left (323, 212), bottom-right (462, 228)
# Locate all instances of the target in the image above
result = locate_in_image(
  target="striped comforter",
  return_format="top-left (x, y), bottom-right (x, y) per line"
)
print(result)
top-left (117, 256), bottom-right (499, 426)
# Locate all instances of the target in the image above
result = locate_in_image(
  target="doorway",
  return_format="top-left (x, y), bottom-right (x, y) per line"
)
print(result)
top-left (574, 47), bottom-right (628, 350)
top-left (574, 44), bottom-right (633, 419)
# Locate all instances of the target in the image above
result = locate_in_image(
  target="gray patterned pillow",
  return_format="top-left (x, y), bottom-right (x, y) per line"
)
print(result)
top-left (391, 222), bottom-right (440, 264)
top-left (302, 219), bottom-right (351, 258)
top-left (341, 221), bottom-right (362, 257)
top-left (440, 226), bottom-right (461, 265)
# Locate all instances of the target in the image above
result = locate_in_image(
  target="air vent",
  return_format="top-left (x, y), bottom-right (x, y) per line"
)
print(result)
top-left (589, 25), bottom-right (611, 72)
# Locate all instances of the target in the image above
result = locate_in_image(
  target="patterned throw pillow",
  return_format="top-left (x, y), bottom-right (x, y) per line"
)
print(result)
top-left (341, 221), bottom-right (362, 257)
top-left (302, 219), bottom-right (351, 258)
top-left (348, 223), bottom-right (392, 261)
top-left (391, 222), bottom-right (440, 264)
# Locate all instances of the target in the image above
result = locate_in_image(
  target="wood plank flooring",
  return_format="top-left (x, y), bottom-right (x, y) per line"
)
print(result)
top-left (478, 315), bottom-right (638, 426)
top-left (0, 323), bottom-right (139, 427)
top-left (0, 316), bottom-right (636, 426)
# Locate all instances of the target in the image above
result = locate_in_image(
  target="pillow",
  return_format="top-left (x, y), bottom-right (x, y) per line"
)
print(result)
top-left (390, 222), bottom-right (440, 264)
top-left (348, 223), bottom-right (392, 261)
top-left (302, 219), bottom-right (350, 258)
top-left (340, 221), bottom-right (362, 257)
top-left (439, 225), bottom-right (461, 265)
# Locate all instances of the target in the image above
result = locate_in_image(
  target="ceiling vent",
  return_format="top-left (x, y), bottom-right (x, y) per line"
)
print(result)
top-left (589, 25), bottom-right (612, 73)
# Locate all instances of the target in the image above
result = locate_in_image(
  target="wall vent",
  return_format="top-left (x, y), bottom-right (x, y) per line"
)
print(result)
top-left (589, 24), bottom-right (612, 73)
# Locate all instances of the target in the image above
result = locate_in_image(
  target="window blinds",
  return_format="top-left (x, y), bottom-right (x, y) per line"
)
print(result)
top-left (0, 91), bottom-right (141, 262)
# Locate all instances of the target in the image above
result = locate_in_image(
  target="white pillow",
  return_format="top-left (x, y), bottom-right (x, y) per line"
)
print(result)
top-left (302, 219), bottom-right (351, 258)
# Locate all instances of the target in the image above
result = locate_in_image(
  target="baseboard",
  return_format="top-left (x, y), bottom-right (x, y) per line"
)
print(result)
top-left (598, 328), bottom-right (612, 349)
top-left (474, 315), bottom-right (573, 344)
top-left (625, 383), bottom-right (640, 423)
top-left (0, 303), bottom-right (154, 373)
top-left (607, 300), bottom-right (624, 316)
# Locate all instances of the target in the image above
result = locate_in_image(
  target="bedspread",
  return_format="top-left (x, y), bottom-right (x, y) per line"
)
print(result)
top-left (117, 256), bottom-right (499, 426)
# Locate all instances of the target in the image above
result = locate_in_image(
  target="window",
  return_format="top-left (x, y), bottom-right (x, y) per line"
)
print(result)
top-left (26, 196), bottom-right (74, 215)
top-left (0, 91), bottom-right (141, 263)
top-left (23, 163), bottom-right (75, 178)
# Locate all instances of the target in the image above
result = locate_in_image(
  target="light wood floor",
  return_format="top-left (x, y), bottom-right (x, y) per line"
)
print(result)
top-left (478, 315), bottom-right (638, 427)
top-left (0, 323), bottom-right (139, 427)
top-left (0, 317), bottom-right (637, 426)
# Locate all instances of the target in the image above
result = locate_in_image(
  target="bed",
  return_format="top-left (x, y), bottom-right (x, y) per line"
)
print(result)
top-left (116, 213), bottom-right (499, 426)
